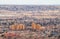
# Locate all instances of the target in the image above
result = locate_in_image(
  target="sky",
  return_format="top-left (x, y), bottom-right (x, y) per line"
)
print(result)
top-left (0, 0), bottom-right (60, 5)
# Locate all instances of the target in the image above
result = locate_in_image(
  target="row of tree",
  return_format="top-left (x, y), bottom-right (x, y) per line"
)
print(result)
top-left (32, 22), bottom-right (45, 30)
top-left (9, 24), bottom-right (25, 30)
top-left (9, 22), bottom-right (45, 31)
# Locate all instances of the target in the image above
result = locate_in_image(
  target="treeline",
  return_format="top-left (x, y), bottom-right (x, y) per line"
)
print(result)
top-left (9, 22), bottom-right (45, 31)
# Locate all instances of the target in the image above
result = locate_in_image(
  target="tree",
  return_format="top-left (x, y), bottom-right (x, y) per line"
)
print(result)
top-left (10, 25), bottom-right (16, 30)
top-left (36, 24), bottom-right (45, 31)
top-left (36, 24), bottom-right (41, 30)
top-left (16, 25), bottom-right (20, 30)
top-left (31, 22), bottom-right (36, 30)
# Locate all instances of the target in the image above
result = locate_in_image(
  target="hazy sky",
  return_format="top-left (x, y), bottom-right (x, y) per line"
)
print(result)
top-left (0, 0), bottom-right (60, 5)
